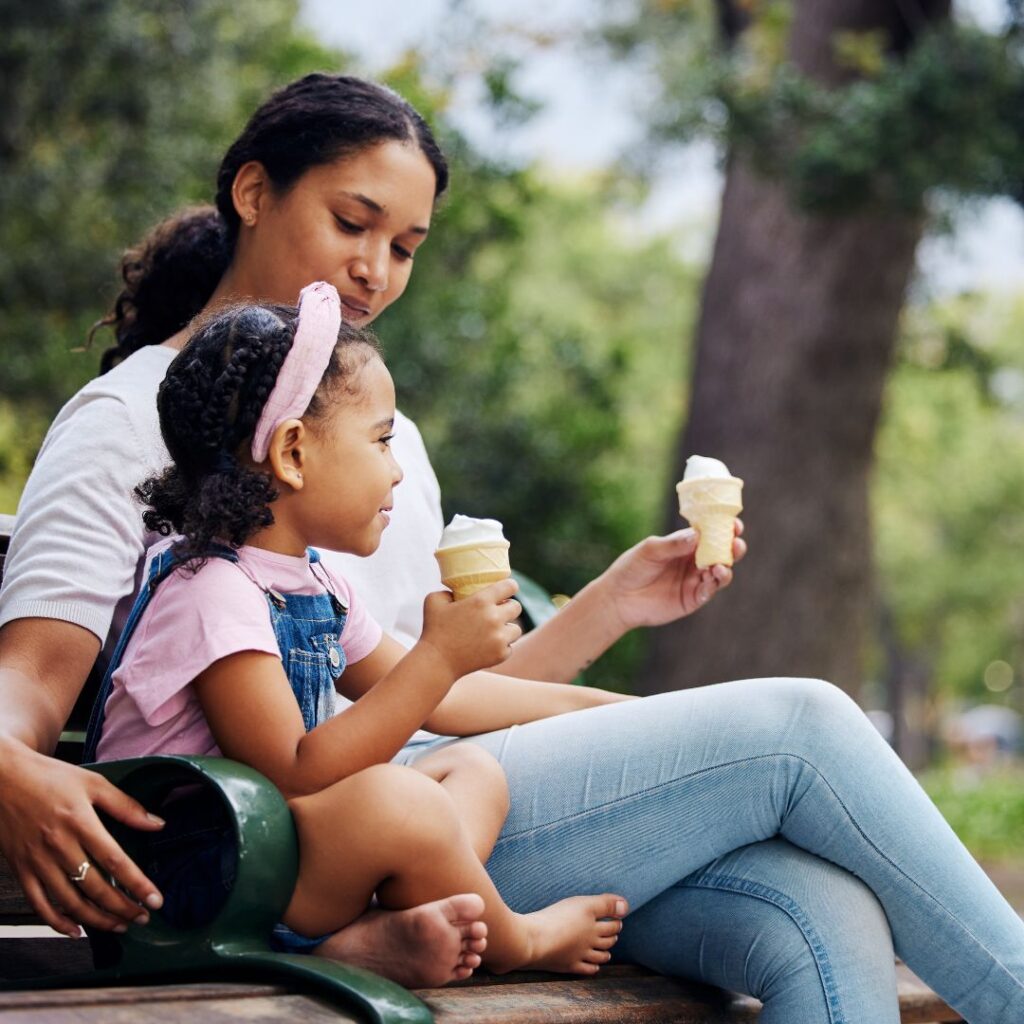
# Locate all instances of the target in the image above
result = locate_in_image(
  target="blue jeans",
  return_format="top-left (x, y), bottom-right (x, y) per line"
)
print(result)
top-left (406, 678), bottom-right (1024, 1024)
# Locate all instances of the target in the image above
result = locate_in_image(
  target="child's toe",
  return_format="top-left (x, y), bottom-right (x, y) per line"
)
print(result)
top-left (596, 893), bottom-right (628, 918)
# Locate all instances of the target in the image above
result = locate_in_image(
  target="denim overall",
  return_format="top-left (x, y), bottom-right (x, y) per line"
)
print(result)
top-left (83, 542), bottom-right (349, 953)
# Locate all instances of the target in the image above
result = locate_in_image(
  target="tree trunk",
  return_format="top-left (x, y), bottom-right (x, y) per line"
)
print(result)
top-left (878, 602), bottom-right (935, 770)
top-left (640, 0), bottom-right (949, 697)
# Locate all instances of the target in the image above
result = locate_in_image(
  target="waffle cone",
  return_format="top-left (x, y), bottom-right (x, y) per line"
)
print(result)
top-left (435, 540), bottom-right (511, 600)
top-left (675, 476), bottom-right (743, 569)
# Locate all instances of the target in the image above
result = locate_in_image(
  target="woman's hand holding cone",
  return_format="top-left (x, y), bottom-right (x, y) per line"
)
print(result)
top-left (604, 521), bottom-right (746, 632)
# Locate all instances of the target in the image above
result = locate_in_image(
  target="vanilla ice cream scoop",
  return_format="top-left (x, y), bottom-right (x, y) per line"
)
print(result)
top-left (683, 455), bottom-right (733, 481)
top-left (675, 454), bottom-right (743, 569)
top-left (437, 514), bottom-right (506, 550)
top-left (435, 515), bottom-right (511, 599)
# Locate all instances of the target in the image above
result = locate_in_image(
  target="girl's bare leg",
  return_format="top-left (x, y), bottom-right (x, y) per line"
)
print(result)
top-left (287, 766), bottom-right (486, 984)
top-left (412, 744), bottom-right (509, 862)
top-left (287, 764), bottom-right (628, 975)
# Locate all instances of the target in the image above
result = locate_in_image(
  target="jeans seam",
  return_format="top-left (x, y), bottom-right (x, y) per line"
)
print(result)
top-left (497, 750), bottom-right (1024, 997)
top-left (685, 871), bottom-right (845, 1024)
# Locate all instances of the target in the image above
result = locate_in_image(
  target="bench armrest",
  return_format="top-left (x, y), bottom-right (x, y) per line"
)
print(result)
top-left (82, 756), bottom-right (431, 1024)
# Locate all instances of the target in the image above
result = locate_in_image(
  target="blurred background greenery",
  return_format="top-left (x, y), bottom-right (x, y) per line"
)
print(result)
top-left (3, 1), bottom-right (1024, 822)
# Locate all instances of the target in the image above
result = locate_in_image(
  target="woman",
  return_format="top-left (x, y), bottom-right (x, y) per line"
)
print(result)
top-left (1, 74), bottom-right (1021, 1022)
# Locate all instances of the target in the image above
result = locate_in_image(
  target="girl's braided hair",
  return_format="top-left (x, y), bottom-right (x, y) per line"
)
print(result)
top-left (94, 74), bottom-right (448, 372)
top-left (137, 301), bottom-right (380, 561)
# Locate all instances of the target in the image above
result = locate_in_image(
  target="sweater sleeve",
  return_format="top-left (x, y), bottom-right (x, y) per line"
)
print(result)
top-left (0, 392), bottom-right (161, 643)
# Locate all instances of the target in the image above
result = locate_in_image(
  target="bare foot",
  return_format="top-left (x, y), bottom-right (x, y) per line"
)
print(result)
top-left (489, 894), bottom-right (627, 975)
top-left (312, 893), bottom-right (488, 987)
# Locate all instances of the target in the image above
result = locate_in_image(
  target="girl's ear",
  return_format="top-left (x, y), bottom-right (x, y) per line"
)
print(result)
top-left (232, 160), bottom-right (270, 227)
top-left (267, 418), bottom-right (306, 491)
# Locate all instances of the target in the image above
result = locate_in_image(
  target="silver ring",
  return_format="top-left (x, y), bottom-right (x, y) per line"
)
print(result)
top-left (69, 860), bottom-right (91, 884)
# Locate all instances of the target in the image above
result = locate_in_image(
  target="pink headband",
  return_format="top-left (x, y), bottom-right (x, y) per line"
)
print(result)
top-left (250, 281), bottom-right (341, 462)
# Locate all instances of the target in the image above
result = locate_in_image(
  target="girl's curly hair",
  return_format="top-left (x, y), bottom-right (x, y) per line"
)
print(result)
top-left (137, 300), bottom-right (379, 562)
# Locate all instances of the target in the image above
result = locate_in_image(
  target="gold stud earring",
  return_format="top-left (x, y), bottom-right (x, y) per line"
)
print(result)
top-left (245, 214), bottom-right (256, 226)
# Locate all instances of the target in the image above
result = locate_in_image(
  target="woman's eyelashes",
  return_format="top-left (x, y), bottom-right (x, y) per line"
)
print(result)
top-left (378, 433), bottom-right (395, 448)
top-left (334, 214), bottom-right (364, 234)
top-left (333, 214), bottom-right (415, 262)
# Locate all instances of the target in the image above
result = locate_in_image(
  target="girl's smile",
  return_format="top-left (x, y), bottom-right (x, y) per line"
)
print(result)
top-left (294, 354), bottom-right (404, 557)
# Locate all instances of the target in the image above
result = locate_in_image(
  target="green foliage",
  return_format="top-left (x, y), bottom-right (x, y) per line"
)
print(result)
top-left (602, 1), bottom-right (1024, 213)
top-left (0, 0), bottom-right (339, 411)
top-left (0, 401), bottom-right (48, 514)
top-left (919, 764), bottom-right (1024, 859)
top-left (873, 293), bottom-right (1024, 701)
top-left (1, 5), bottom-right (701, 691)
top-left (371, 67), bottom-right (699, 687)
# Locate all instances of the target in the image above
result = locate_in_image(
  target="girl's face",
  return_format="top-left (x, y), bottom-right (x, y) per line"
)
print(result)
top-left (234, 141), bottom-right (437, 327)
top-left (297, 354), bottom-right (404, 556)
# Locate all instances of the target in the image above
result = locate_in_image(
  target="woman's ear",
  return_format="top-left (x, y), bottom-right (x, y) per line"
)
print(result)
top-left (267, 418), bottom-right (306, 490)
top-left (232, 160), bottom-right (270, 228)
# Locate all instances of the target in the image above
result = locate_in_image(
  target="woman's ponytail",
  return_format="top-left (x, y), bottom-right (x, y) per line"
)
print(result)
top-left (93, 205), bottom-right (230, 373)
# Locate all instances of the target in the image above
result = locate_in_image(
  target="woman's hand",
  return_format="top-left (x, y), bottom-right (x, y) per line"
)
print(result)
top-left (606, 521), bottom-right (746, 633)
top-left (0, 737), bottom-right (165, 937)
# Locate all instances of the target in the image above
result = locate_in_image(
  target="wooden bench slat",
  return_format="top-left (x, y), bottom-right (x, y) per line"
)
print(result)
top-left (0, 938), bottom-right (93, 980)
top-left (420, 974), bottom-right (760, 1024)
top-left (0, 858), bottom-right (36, 922)
top-left (0, 984), bottom-right (357, 1023)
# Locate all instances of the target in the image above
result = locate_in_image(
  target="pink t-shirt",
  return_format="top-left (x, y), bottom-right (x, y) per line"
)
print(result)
top-left (96, 543), bottom-right (382, 761)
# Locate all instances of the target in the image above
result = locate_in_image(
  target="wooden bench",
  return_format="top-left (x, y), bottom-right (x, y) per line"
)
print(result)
top-left (0, 513), bottom-right (963, 1022)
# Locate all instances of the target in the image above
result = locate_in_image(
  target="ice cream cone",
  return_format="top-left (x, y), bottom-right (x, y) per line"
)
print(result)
top-left (435, 540), bottom-right (511, 599)
top-left (676, 476), bottom-right (743, 569)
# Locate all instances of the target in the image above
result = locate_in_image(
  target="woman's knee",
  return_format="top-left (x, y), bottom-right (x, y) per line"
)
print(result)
top-left (763, 677), bottom-right (872, 738)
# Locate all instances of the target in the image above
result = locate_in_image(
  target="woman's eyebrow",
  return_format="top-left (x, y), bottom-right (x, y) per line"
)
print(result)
top-left (342, 190), bottom-right (384, 214)
top-left (371, 416), bottom-right (395, 431)
top-left (340, 191), bottom-right (429, 235)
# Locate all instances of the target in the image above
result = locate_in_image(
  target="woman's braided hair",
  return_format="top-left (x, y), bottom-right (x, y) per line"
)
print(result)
top-left (94, 74), bottom-right (448, 372)
top-left (137, 300), bottom-right (380, 562)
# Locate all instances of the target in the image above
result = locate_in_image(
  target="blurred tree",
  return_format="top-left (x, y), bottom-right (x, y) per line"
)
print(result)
top-left (375, 64), bottom-right (699, 687)
top-left (603, 0), bottom-right (1024, 699)
top-left (0, 0), bottom-right (332, 409)
top-left (0, 6), bottom-right (700, 696)
top-left (872, 293), bottom-right (1024, 753)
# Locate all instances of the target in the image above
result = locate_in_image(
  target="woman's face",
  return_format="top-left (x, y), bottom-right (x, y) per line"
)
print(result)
top-left (234, 141), bottom-right (437, 327)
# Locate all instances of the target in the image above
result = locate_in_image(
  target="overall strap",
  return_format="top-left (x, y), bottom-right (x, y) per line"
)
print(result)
top-left (82, 544), bottom-right (239, 763)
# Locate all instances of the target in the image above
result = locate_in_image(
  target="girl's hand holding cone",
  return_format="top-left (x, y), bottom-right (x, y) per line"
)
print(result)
top-left (420, 578), bottom-right (523, 679)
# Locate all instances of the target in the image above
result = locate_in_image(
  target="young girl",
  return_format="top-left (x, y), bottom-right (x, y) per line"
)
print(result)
top-left (90, 281), bottom-right (628, 976)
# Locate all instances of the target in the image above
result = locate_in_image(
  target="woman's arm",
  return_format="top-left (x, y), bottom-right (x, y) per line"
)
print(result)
top-left (0, 618), bottom-right (165, 937)
top-left (0, 369), bottom-right (199, 935)
top-left (494, 526), bottom-right (746, 684)
top-left (196, 584), bottom-right (521, 798)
